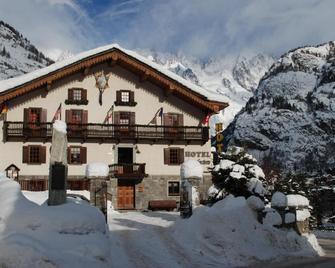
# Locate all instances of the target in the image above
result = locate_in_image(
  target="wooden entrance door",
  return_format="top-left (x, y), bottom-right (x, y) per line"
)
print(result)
top-left (117, 181), bottom-right (135, 209)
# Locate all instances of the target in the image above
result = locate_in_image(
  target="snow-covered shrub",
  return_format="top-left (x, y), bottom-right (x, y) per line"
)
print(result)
top-left (209, 146), bottom-right (267, 203)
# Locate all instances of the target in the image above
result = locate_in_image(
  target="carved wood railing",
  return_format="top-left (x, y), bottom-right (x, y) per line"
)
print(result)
top-left (4, 122), bottom-right (209, 144)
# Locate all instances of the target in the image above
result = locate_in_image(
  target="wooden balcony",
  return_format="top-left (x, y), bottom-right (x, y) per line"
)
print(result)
top-left (109, 163), bottom-right (146, 179)
top-left (3, 122), bottom-right (209, 144)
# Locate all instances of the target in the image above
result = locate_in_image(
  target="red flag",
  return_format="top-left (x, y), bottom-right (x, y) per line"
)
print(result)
top-left (202, 114), bottom-right (210, 125)
top-left (52, 103), bottom-right (62, 122)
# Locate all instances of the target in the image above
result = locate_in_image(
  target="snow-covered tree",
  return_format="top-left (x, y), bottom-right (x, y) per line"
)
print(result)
top-left (209, 146), bottom-right (267, 203)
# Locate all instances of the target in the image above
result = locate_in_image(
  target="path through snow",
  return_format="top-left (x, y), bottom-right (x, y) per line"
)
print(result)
top-left (108, 211), bottom-right (195, 268)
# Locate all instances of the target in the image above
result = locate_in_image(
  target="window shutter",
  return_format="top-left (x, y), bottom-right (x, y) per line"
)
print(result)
top-left (23, 108), bottom-right (29, 122)
top-left (23, 146), bottom-right (29, 163)
top-left (129, 91), bottom-right (134, 103)
top-left (68, 88), bottom-right (74, 101)
top-left (178, 148), bottom-right (184, 164)
top-left (164, 148), bottom-right (170, 165)
top-left (67, 147), bottom-right (71, 163)
top-left (82, 89), bottom-right (87, 101)
top-left (41, 109), bottom-right (47, 123)
top-left (82, 110), bottom-right (88, 124)
top-left (40, 146), bottom-right (46, 163)
top-left (177, 114), bottom-right (184, 126)
top-left (65, 110), bottom-right (71, 123)
top-left (130, 112), bottom-right (135, 125)
top-left (80, 147), bottom-right (87, 164)
top-left (163, 113), bottom-right (170, 126)
top-left (114, 111), bottom-right (120, 124)
top-left (116, 91), bottom-right (121, 103)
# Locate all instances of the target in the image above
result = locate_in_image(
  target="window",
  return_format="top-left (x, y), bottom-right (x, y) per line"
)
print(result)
top-left (71, 110), bottom-right (82, 124)
top-left (168, 181), bottom-right (180, 196)
top-left (164, 148), bottom-right (184, 165)
top-left (67, 146), bottom-right (87, 165)
top-left (23, 145), bottom-right (46, 164)
top-left (115, 90), bottom-right (136, 106)
top-left (73, 89), bottom-right (82, 101)
top-left (29, 108), bottom-right (41, 123)
top-left (121, 91), bottom-right (129, 103)
top-left (65, 88), bottom-right (88, 105)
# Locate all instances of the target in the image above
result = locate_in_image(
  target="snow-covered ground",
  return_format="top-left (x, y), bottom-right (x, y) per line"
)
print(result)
top-left (0, 176), bottom-right (110, 268)
top-left (1, 176), bottom-right (324, 268)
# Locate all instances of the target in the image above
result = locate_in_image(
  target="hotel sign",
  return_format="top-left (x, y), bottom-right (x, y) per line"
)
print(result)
top-left (185, 151), bottom-right (211, 165)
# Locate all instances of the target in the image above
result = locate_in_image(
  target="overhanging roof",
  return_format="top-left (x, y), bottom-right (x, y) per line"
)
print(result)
top-left (0, 44), bottom-right (228, 113)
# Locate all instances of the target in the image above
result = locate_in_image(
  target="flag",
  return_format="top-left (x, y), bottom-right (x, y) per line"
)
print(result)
top-left (202, 113), bottom-right (210, 125)
top-left (0, 103), bottom-right (8, 115)
top-left (52, 103), bottom-right (62, 122)
top-left (148, 107), bottom-right (163, 125)
top-left (103, 105), bottom-right (114, 124)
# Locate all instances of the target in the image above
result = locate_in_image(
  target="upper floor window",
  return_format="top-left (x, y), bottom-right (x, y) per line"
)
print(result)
top-left (24, 108), bottom-right (47, 124)
top-left (65, 109), bottom-right (88, 124)
top-left (115, 90), bottom-right (136, 106)
top-left (65, 88), bottom-right (88, 105)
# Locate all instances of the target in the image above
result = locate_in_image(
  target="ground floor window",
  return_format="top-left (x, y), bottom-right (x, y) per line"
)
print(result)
top-left (168, 181), bottom-right (180, 196)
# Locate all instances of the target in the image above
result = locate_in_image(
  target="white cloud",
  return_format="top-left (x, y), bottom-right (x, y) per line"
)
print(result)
top-left (0, 0), bottom-right (334, 59)
top-left (0, 0), bottom-right (97, 60)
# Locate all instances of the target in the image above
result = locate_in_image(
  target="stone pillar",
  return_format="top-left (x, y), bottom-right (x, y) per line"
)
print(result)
top-left (48, 121), bottom-right (68, 206)
top-left (90, 178), bottom-right (108, 222)
top-left (86, 162), bottom-right (109, 222)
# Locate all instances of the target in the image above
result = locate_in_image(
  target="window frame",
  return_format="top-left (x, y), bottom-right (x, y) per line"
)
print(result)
top-left (164, 147), bottom-right (184, 165)
top-left (67, 146), bottom-right (87, 165)
top-left (65, 88), bottom-right (88, 105)
top-left (115, 90), bottom-right (137, 106)
top-left (23, 145), bottom-right (46, 165)
top-left (168, 181), bottom-right (180, 196)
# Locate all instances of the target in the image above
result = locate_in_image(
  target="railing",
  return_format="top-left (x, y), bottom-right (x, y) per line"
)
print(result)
top-left (4, 122), bottom-right (209, 144)
top-left (109, 163), bottom-right (146, 179)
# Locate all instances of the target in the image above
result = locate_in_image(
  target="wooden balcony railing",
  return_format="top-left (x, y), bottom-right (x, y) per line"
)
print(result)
top-left (109, 163), bottom-right (146, 179)
top-left (3, 122), bottom-right (209, 144)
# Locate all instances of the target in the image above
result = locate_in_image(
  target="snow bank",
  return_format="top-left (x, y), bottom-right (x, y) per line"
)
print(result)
top-left (180, 159), bottom-right (203, 179)
top-left (86, 162), bottom-right (109, 177)
top-left (247, 196), bottom-right (265, 210)
top-left (53, 120), bottom-right (67, 134)
top-left (172, 195), bottom-right (322, 267)
top-left (285, 213), bottom-right (296, 224)
top-left (0, 176), bottom-right (110, 268)
top-left (287, 194), bottom-right (309, 207)
top-left (296, 209), bottom-right (311, 221)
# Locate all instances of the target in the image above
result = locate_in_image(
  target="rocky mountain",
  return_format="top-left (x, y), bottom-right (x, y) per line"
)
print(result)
top-left (223, 41), bottom-right (335, 176)
top-left (0, 21), bottom-right (53, 80)
top-left (139, 50), bottom-right (275, 134)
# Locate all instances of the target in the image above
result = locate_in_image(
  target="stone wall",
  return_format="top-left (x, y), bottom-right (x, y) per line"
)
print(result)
top-left (108, 174), bottom-right (213, 210)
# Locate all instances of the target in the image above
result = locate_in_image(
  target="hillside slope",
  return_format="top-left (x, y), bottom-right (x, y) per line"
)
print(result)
top-left (223, 41), bottom-right (335, 175)
top-left (0, 21), bottom-right (53, 80)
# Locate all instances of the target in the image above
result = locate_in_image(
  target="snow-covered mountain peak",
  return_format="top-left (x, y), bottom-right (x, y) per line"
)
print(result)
top-left (0, 21), bottom-right (54, 80)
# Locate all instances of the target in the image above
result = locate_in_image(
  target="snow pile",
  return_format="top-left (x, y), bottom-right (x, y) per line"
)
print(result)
top-left (285, 213), bottom-right (296, 224)
top-left (287, 194), bottom-right (309, 207)
top-left (296, 209), bottom-right (311, 221)
top-left (180, 159), bottom-right (203, 179)
top-left (0, 176), bottom-right (110, 268)
top-left (86, 162), bottom-right (109, 177)
top-left (172, 195), bottom-right (323, 267)
top-left (210, 146), bottom-right (267, 201)
top-left (53, 120), bottom-right (67, 134)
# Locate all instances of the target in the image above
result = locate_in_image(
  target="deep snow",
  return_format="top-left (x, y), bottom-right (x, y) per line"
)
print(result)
top-left (0, 177), bottom-right (324, 268)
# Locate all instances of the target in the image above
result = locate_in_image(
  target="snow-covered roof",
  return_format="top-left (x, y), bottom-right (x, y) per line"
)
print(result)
top-left (0, 44), bottom-right (222, 103)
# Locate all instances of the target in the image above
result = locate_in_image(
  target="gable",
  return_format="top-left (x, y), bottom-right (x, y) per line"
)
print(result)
top-left (0, 45), bottom-right (228, 113)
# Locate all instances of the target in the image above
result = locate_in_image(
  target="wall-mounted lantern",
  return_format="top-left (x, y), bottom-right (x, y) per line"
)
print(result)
top-left (5, 164), bottom-right (20, 181)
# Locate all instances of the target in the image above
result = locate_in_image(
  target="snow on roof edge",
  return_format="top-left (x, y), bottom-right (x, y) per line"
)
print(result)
top-left (0, 43), bottom-right (220, 102)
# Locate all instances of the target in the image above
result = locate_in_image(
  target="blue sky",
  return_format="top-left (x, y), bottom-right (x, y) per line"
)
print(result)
top-left (0, 0), bottom-right (334, 60)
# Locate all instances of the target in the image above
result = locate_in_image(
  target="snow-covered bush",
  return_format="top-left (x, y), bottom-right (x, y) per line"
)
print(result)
top-left (209, 146), bottom-right (267, 203)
